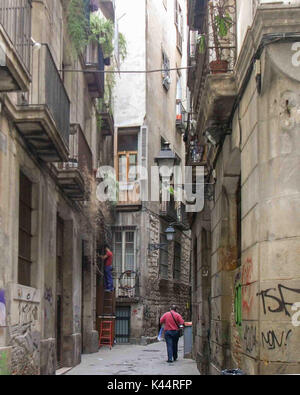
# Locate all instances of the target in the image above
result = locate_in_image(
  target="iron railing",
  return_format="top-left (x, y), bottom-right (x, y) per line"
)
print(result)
top-left (160, 197), bottom-right (178, 222)
top-left (28, 44), bottom-right (70, 147)
top-left (84, 40), bottom-right (105, 96)
top-left (193, 0), bottom-right (236, 111)
top-left (114, 270), bottom-right (138, 299)
top-left (0, 0), bottom-right (32, 72)
top-left (187, 140), bottom-right (207, 166)
top-left (60, 125), bottom-right (93, 176)
top-left (176, 101), bottom-right (186, 131)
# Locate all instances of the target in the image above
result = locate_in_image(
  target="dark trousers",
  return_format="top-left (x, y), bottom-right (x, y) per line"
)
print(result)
top-left (104, 265), bottom-right (113, 291)
top-left (164, 330), bottom-right (180, 361)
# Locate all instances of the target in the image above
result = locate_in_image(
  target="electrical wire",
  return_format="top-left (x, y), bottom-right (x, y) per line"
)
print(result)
top-left (59, 66), bottom-right (195, 74)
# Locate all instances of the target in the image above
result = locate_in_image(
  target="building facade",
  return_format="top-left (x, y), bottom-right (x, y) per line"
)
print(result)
top-left (110, 0), bottom-right (191, 344)
top-left (0, 0), bottom-right (114, 375)
top-left (188, 0), bottom-right (300, 375)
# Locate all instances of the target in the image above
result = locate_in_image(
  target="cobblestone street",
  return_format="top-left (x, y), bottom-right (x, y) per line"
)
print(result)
top-left (66, 338), bottom-right (199, 375)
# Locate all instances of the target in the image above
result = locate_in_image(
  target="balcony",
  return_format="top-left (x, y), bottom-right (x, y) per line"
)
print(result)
top-left (176, 101), bottom-right (186, 133)
top-left (97, 100), bottom-right (114, 136)
top-left (186, 140), bottom-right (208, 166)
top-left (5, 44), bottom-right (70, 162)
top-left (55, 124), bottom-right (93, 201)
top-left (188, 0), bottom-right (237, 131)
top-left (114, 271), bottom-right (139, 301)
top-left (84, 40), bottom-right (105, 99)
top-left (160, 197), bottom-right (178, 222)
top-left (117, 181), bottom-right (141, 211)
top-left (175, 202), bottom-right (190, 231)
top-left (0, 0), bottom-right (31, 92)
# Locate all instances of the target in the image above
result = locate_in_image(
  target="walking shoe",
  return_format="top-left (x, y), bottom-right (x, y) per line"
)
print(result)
top-left (167, 360), bottom-right (173, 363)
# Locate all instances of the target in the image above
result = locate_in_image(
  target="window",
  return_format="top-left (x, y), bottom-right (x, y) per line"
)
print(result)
top-left (176, 73), bottom-right (185, 126)
top-left (174, 0), bottom-right (183, 53)
top-left (159, 233), bottom-right (169, 279)
top-left (173, 241), bottom-right (181, 280)
top-left (18, 172), bottom-right (32, 286)
top-left (113, 229), bottom-right (136, 276)
top-left (162, 50), bottom-right (171, 91)
top-left (117, 131), bottom-right (139, 204)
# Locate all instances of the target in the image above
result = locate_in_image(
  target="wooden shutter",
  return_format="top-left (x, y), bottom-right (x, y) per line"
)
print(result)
top-left (138, 126), bottom-right (148, 201)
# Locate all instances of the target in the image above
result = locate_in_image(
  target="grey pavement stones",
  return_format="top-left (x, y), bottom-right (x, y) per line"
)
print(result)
top-left (66, 338), bottom-right (200, 375)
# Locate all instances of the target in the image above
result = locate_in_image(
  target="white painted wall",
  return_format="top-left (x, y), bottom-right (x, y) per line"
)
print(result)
top-left (113, 0), bottom-right (146, 127)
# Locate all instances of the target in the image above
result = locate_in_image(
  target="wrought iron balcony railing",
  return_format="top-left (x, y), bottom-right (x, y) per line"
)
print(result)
top-left (160, 197), bottom-right (178, 222)
top-left (0, 0), bottom-right (32, 73)
top-left (59, 124), bottom-right (93, 176)
top-left (29, 44), bottom-right (70, 147)
top-left (190, 0), bottom-right (236, 104)
top-left (176, 101), bottom-right (186, 132)
top-left (114, 270), bottom-right (139, 299)
top-left (84, 40), bottom-right (105, 98)
top-left (11, 44), bottom-right (70, 162)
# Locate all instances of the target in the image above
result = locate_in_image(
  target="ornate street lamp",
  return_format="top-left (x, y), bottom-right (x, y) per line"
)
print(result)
top-left (154, 142), bottom-right (177, 172)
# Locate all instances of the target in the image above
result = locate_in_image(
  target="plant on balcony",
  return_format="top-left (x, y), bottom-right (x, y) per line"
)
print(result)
top-left (67, 0), bottom-right (90, 55)
top-left (197, 0), bottom-right (233, 73)
top-left (209, 0), bottom-right (233, 72)
top-left (89, 14), bottom-right (127, 61)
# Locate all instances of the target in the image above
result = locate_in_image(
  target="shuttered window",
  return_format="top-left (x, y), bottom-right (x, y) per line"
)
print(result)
top-left (174, 0), bottom-right (183, 53)
top-left (113, 230), bottom-right (136, 275)
top-left (173, 241), bottom-right (181, 280)
top-left (159, 234), bottom-right (169, 279)
top-left (18, 172), bottom-right (32, 286)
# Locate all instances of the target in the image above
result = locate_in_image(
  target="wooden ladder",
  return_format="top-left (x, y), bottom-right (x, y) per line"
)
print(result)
top-left (103, 290), bottom-right (114, 316)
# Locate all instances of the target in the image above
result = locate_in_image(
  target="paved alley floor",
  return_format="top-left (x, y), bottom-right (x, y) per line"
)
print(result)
top-left (66, 338), bottom-right (199, 375)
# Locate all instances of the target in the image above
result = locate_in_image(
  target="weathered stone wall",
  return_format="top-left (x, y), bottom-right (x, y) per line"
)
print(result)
top-left (143, 213), bottom-right (191, 339)
top-left (0, 0), bottom-right (102, 375)
top-left (191, 42), bottom-right (300, 375)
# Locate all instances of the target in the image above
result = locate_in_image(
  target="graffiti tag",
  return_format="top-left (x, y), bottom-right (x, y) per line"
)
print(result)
top-left (257, 284), bottom-right (300, 317)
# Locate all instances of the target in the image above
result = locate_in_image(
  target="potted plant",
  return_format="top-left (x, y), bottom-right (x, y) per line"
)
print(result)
top-left (209, 0), bottom-right (233, 73)
top-left (197, 0), bottom-right (233, 74)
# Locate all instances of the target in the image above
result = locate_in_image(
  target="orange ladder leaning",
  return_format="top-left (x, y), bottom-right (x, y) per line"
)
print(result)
top-left (98, 320), bottom-right (114, 349)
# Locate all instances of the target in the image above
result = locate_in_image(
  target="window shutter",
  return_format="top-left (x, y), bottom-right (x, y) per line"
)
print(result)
top-left (139, 126), bottom-right (148, 169)
top-left (175, 0), bottom-right (178, 25)
top-left (138, 126), bottom-right (148, 201)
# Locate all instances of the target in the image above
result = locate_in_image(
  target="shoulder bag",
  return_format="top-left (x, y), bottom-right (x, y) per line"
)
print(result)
top-left (170, 311), bottom-right (184, 337)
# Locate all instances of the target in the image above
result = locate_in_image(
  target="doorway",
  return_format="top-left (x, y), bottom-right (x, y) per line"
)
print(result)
top-left (56, 216), bottom-right (64, 369)
top-left (115, 306), bottom-right (131, 344)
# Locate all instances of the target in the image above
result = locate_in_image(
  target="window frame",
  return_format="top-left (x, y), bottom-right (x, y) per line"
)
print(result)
top-left (174, 0), bottom-right (183, 54)
top-left (159, 233), bottom-right (169, 279)
top-left (162, 50), bottom-right (171, 90)
top-left (18, 172), bottom-right (33, 286)
top-left (113, 229), bottom-right (136, 275)
top-left (173, 241), bottom-right (181, 280)
top-left (117, 151), bottom-right (138, 183)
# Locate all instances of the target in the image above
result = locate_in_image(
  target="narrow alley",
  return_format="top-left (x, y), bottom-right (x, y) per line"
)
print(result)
top-left (66, 339), bottom-right (199, 376)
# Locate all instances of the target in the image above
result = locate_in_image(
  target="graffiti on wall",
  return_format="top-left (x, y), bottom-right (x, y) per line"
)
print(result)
top-left (243, 324), bottom-right (257, 354)
top-left (242, 258), bottom-right (254, 286)
top-left (0, 289), bottom-right (6, 327)
top-left (261, 329), bottom-right (292, 350)
top-left (9, 285), bottom-right (40, 375)
top-left (257, 284), bottom-right (300, 317)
